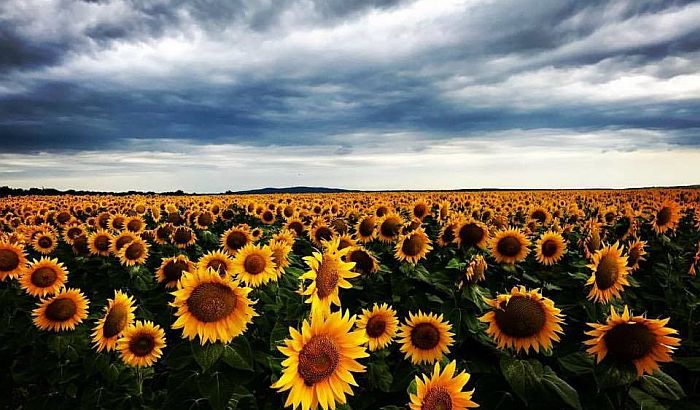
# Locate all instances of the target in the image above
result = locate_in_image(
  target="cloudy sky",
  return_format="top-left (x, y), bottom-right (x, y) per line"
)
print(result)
top-left (1, 0), bottom-right (699, 192)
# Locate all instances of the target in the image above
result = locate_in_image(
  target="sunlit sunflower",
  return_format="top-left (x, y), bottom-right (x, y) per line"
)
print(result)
top-left (409, 361), bottom-right (478, 410)
top-left (171, 268), bottom-right (257, 344)
top-left (261, 209), bottom-right (276, 225)
top-left (586, 243), bottom-right (630, 303)
top-left (301, 238), bottom-right (357, 318)
top-left (221, 225), bottom-right (253, 255)
top-left (626, 239), bottom-right (647, 272)
top-left (398, 311), bottom-right (454, 365)
top-left (156, 255), bottom-right (195, 288)
top-left (585, 306), bottom-right (681, 376)
top-left (20, 257), bottom-right (68, 297)
top-left (108, 213), bottom-right (127, 231)
top-left (32, 288), bottom-right (89, 332)
top-left (32, 230), bottom-right (57, 255)
top-left (272, 229), bottom-right (296, 247)
top-left (412, 200), bottom-right (430, 220)
top-left (62, 223), bottom-right (86, 245)
top-left (153, 223), bottom-right (174, 245)
top-left (355, 303), bottom-right (398, 351)
top-left (117, 321), bottom-right (166, 367)
top-left (355, 215), bottom-right (377, 243)
top-left (345, 246), bottom-right (379, 275)
top-left (271, 310), bottom-right (368, 410)
top-left (118, 237), bottom-right (149, 266)
top-left (109, 231), bottom-right (137, 256)
top-left (479, 286), bottom-right (564, 353)
top-left (454, 219), bottom-right (489, 249)
top-left (464, 255), bottom-right (487, 284)
top-left (194, 211), bottom-right (215, 230)
top-left (534, 231), bottom-right (566, 266)
top-left (270, 240), bottom-right (292, 277)
top-left (310, 223), bottom-right (336, 248)
top-left (490, 228), bottom-right (530, 264)
top-left (124, 215), bottom-right (146, 234)
top-left (336, 233), bottom-right (357, 251)
top-left (285, 218), bottom-right (306, 237)
top-left (0, 241), bottom-right (28, 281)
top-left (231, 243), bottom-right (278, 287)
top-left (377, 213), bottom-right (403, 243)
top-left (92, 290), bottom-right (136, 352)
top-left (395, 228), bottom-right (433, 264)
top-left (529, 206), bottom-right (551, 225)
top-left (88, 230), bottom-right (113, 257)
top-left (651, 200), bottom-right (681, 234)
top-left (198, 250), bottom-right (235, 279)
top-left (171, 226), bottom-right (196, 249)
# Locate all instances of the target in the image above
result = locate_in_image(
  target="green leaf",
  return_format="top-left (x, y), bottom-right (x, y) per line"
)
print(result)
top-left (192, 342), bottom-right (225, 371)
top-left (368, 360), bottom-right (393, 393)
top-left (270, 321), bottom-right (289, 350)
top-left (640, 370), bottom-right (685, 400)
top-left (558, 352), bottom-right (594, 376)
top-left (500, 355), bottom-right (543, 404)
top-left (165, 342), bottom-right (195, 370)
top-left (675, 357), bottom-right (700, 372)
top-left (629, 387), bottom-right (666, 410)
top-left (222, 337), bottom-right (253, 371)
top-left (594, 359), bottom-right (638, 389)
top-left (446, 258), bottom-right (465, 270)
top-left (198, 371), bottom-right (235, 410)
top-left (226, 386), bottom-right (255, 410)
top-left (542, 366), bottom-right (583, 410)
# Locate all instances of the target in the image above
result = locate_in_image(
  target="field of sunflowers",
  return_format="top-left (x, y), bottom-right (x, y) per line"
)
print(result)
top-left (1, 189), bottom-right (699, 410)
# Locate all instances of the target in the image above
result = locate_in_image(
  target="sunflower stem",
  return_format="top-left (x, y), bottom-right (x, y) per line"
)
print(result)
top-left (136, 366), bottom-right (144, 397)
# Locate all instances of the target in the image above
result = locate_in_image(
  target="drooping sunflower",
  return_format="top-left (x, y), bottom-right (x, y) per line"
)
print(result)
top-left (464, 255), bottom-right (487, 284)
top-left (479, 286), bottom-right (564, 353)
top-left (627, 239), bottom-right (647, 272)
top-left (198, 250), bottom-right (235, 279)
top-left (32, 288), bottom-right (90, 332)
top-left (20, 257), bottom-right (68, 297)
top-left (231, 243), bottom-right (278, 287)
top-left (586, 243), bottom-right (630, 303)
top-left (355, 303), bottom-right (398, 351)
top-left (88, 230), bottom-right (113, 257)
top-left (221, 225), bottom-right (253, 255)
top-left (398, 311), bottom-right (454, 365)
top-left (269, 240), bottom-right (292, 277)
top-left (271, 310), bottom-right (368, 410)
top-left (409, 361), bottom-right (478, 410)
top-left (156, 255), bottom-right (195, 288)
top-left (118, 237), bottom-right (149, 266)
top-left (171, 226), bottom-right (196, 249)
top-left (117, 321), bottom-right (166, 367)
top-left (585, 306), bottom-right (681, 376)
top-left (345, 246), bottom-right (379, 275)
top-left (355, 215), bottom-right (377, 243)
top-left (377, 213), bottom-right (403, 243)
top-left (0, 241), bottom-right (28, 281)
top-left (454, 219), bottom-right (489, 249)
top-left (490, 228), bottom-right (530, 264)
top-left (92, 290), bottom-right (136, 352)
top-left (301, 238), bottom-right (357, 318)
top-left (651, 200), bottom-right (681, 234)
top-left (32, 230), bottom-right (57, 255)
top-left (395, 228), bottom-right (433, 264)
top-left (534, 231), bottom-right (566, 266)
top-left (171, 268), bottom-right (257, 344)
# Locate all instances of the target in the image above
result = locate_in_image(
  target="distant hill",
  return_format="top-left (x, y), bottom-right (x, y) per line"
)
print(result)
top-left (232, 186), bottom-right (351, 194)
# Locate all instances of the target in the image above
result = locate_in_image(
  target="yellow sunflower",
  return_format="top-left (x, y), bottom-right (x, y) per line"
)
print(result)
top-left (92, 290), bottom-right (136, 352)
top-left (627, 239), bottom-right (647, 272)
top-left (232, 243), bottom-right (278, 287)
top-left (171, 226), bottom-right (196, 249)
top-left (355, 303), bottom-right (398, 351)
top-left (355, 215), bottom-right (377, 243)
top-left (272, 229), bottom-right (297, 247)
top-left (156, 255), bottom-right (195, 288)
top-left (409, 361), bottom-right (478, 410)
top-left (345, 246), bottom-right (379, 275)
top-left (32, 288), bottom-right (90, 332)
top-left (398, 311), bottom-right (454, 365)
top-left (118, 237), bottom-right (149, 266)
top-left (454, 219), bottom-right (489, 249)
top-left (269, 239), bottom-right (293, 277)
top-left (221, 225), bottom-right (253, 255)
top-left (651, 200), bottom-right (681, 234)
top-left (0, 241), bottom-right (28, 281)
top-left (395, 228), bottom-right (433, 264)
top-left (585, 306), bottom-right (680, 376)
top-left (534, 231), bottom-right (566, 266)
top-left (171, 268), bottom-right (257, 344)
top-left (310, 223), bottom-right (336, 248)
top-left (117, 320), bottom-right (166, 367)
top-left (109, 231), bottom-right (137, 257)
top-left (20, 257), bottom-right (68, 297)
top-left (88, 230), bottom-right (113, 257)
top-left (479, 286), bottom-right (564, 353)
top-left (301, 238), bottom-right (357, 318)
top-left (271, 310), bottom-right (368, 410)
top-left (464, 255), bottom-right (487, 284)
top-left (490, 228), bottom-right (530, 264)
top-left (32, 230), bottom-right (57, 254)
top-left (586, 243), bottom-right (630, 303)
top-left (377, 213), bottom-right (403, 243)
top-left (198, 250), bottom-right (235, 279)
top-left (437, 221), bottom-right (458, 247)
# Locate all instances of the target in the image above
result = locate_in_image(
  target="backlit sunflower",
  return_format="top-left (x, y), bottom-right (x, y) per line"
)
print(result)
top-left (490, 228), bottom-right (530, 264)
top-left (0, 241), bottom-right (28, 281)
top-left (534, 231), bottom-right (566, 266)
top-left (171, 226), bottom-right (196, 249)
top-left (437, 221), bottom-right (458, 247)
top-left (118, 237), bottom-right (149, 266)
top-left (301, 238), bottom-right (357, 318)
top-left (345, 246), bottom-right (379, 275)
top-left (198, 250), bottom-right (235, 279)
top-left (409, 361), bottom-right (478, 410)
top-left (651, 200), bottom-right (681, 234)
top-left (271, 310), bottom-right (368, 410)
top-left (88, 230), bottom-right (113, 257)
top-left (479, 286), bottom-right (564, 353)
top-left (585, 306), bottom-right (680, 376)
top-left (109, 231), bottom-right (137, 256)
top-left (92, 290), bottom-right (136, 352)
top-left (586, 243), bottom-right (630, 303)
top-left (32, 288), bottom-right (89, 332)
top-left (355, 303), bottom-right (398, 351)
top-left (117, 321), bottom-right (166, 367)
top-left (355, 215), bottom-right (377, 243)
top-left (221, 225), bottom-right (253, 255)
top-left (377, 213), bottom-right (403, 243)
top-left (171, 268), bottom-right (257, 344)
top-left (398, 311), bottom-right (454, 365)
top-left (32, 231), bottom-right (57, 254)
top-left (395, 228), bottom-right (433, 264)
top-left (270, 240), bottom-right (292, 277)
top-left (232, 243), bottom-right (278, 287)
top-left (454, 219), bottom-right (489, 249)
top-left (627, 239), bottom-right (647, 272)
top-left (20, 257), bottom-right (68, 297)
top-left (156, 255), bottom-right (195, 288)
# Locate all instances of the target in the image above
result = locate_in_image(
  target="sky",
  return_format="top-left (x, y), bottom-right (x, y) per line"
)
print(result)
top-left (0, 0), bottom-right (699, 192)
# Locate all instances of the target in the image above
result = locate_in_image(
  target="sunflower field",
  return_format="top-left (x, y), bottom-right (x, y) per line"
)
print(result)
top-left (1, 190), bottom-right (699, 410)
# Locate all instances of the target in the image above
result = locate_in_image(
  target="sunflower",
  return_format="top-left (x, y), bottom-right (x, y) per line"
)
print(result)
top-left (651, 200), bottom-right (681, 234)
top-left (398, 311), bottom-right (454, 365)
top-left (454, 219), bottom-right (489, 249)
top-left (270, 240), bottom-right (292, 277)
top-left (301, 238), bottom-right (358, 318)
top-left (627, 239), bottom-right (647, 272)
top-left (310, 223), bottom-right (336, 248)
top-left (92, 290), bottom-right (136, 352)
top-left (232, 243), bottom-right (278, 287)
top-left (261, 209), bottom-right (276, 225)
top-left (32, 288), bottom-right (89, 332)
top-left (272, 229), bottom-right (296, 247)
top-left (285, 218), bottom-right (306, 237)
top-left (345, 246), bottom-right (379, 275)
top-left (62, 223), bottom-right (86, 245)
top-left (156, 255), bottom-right (195, 288)
top-left (437, 221), bottom-right (458, 247)
top-left (118, 237), bottom-right (149, 266)
top-left (464, 255), bottom-right (487, 284)
top-left (153, 224), bottom-right (174, 245)
top-left (490, 228), bottom-right (530, 264)
top-left (20, 257), bottom-right (68, 297)
top-left (586, 243), bottom-right (630, 303)
top-left (88, 230), bottom-right (113, 257)
top-left (377, 213), bottom-right (403, 243)
top-left (271, 310), bottom-right (368, 410)
top-left (409, 361), bottom-right (478, 410)
top-left (171, 226), bottom-right (196, 249)
top-left (194, 211), bottom-right (215, 230)
top-left (412, 200), bottom-right (430, 220)
top-left (125, 215), bottom-right (146, 234)
top-left (0, 241), bottom-right (28, 281)
top-left (585, 306), bottom-right (680, 376)
top-left (479, 286), bottom-right (564, 353)
top-left (108, 213), bottom-right (126, 231)
top-left (198, 250), bottom-right (235, 279)
top-left (534, 231), bottom-right (566, 266)
top-left (32, 230), bottom-right (57, 255)
top-left (117, 321), bottom-right (166, 367)
top-left (110, 231), bottom-right (137, 256)
top-left (355, 303), bottom-right (398, 351)
top-left (221, 225), bottom-right (253, 255)
top-left (171, 268), bottom-right (257, 344)
top-left (529, 206), bottom-right (551, 225)
top-left (336, 234), bottom-right (357, 251)
top-left (355, 215), bottom-right (377, 243)
top-left (395, 228), bottom-right (433, 264)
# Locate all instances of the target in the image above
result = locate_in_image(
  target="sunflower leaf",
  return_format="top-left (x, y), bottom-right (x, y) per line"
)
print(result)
top-left (222, 337), bottom-right (254, 371)
top-left (640, 370), bottom-right (685, 400)
top-left (500, 355), bottom-right (544, 404)
top-left (629, 387), bottom-right (666, 410)
top-left (192, 341), bottom-right (225, 372)
top-left (542, 366), bottom-right (583, 410)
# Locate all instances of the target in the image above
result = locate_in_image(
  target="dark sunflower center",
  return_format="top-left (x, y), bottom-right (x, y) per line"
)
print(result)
top-left (173, 228), bottom-right (192, 244)
top-left (441, 227), bottom-right (456, 243)
top-left (423, 386), bottom-right (453, 410)
top-left (31, 266), bottom-right (57, 288)
top-left (314, 227), bottom-right (333, 244)
top-left (112, 217), bottom-right (125, 229)
top-left (459, 223), bottom-right (484, 247)
top-left (129, 334), bottom-right (155, 357)
top-left (365, 315), bottom-right (387, 338)
top-left (263, 211), bottom-right (274, 222)
top-left (284, 206), bottom-right (294, 218)
top-left (67, 227), bottom-right (82, 239)
top-left (0, 249), bottom-right (20, 271)
top-left (226, 231), bottom-right (248, 250)
top-left (127, 219), bottom-right (142, 232)
top-left (116, 236), bottom-right (134, 251)
top-left (359, 218), bottom-right (375, 237)
top-left (207, 259), bottom-right (227, 275)
top-left (316, 256), bottom-right (339, 298)
top-left (376, 206), bottom-right (388, 217)
top-left (604, 323), bottom-right (656, 361)
top-left (164, 260), bottom-right (189, 282)
top-left (350, 250), bottom-right (373, 274)
top-left (494, 296), bottom-right (546, 338)
top-left (531, 210), bottom-right (547, 223)
top-left (156, 226), bottom-right (172, 240)
top-left (95, 235), bottom-right (110, 251)
top-left (380, 218), bottom-right (401, 238)
top-left (57, 212), bottom-right (71, 224)
top-left (125, 242), bottom-right (145, 260)
top-left (45, 298), bottom-right (77, 322)
top-left (187, 283), bottom-right (237, 323)
top-left (595, 254), bottom-right (619, 290)
top-left (298, 335), bottom-right (340, 386)
top-left (38, 236), bottom-right (53, 249)
top-left (244, 254), bottom-right (266, 275)
top-left (103, 305), bottom-right (129, 338)
top-left (288, 221), bottom-right (304, 236)
top-left (198, 213), bottom-right (213, 226)
top-left (414, 204), bottom-right (428, 218)
top-left (401, 235), bottom-right (424, 257)
top-left (541, 239), bottom-right (559, 257)
top-left (411, 322), bottom-right (440, 350)
top-left (497, 236), bottom-right (522, 257)
top-left (656, 207), bottom-right (671, 226)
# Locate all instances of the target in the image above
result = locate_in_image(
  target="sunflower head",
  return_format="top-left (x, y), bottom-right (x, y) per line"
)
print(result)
top-left (345, 246), bottom-right (379, 275)
top-left (32, 231), bottom-right (57, 255)
top-left (490, 228), bottom-right (530, 264)
top-left (409, 361), bottom-right (478, 410)
top-left (20, 257), bottom-right (68, 297)
top-left (355, 215), bottom-right (377, 243)
top-left (117, 320), bottom-right (166, 367)
top-left (395, 228), bottom-right (433, 264)
top-left (118, 237), bottom-right (149, 266)
top-left (586, 243), bottom-right (630, 303)
top-left (89, 230), bottom-right (113, 257)
top-left (32, 288), bottom-right (90, 332)
top-left (377, 213), bottom-right (403, 243)
top-left (355, 303), bottom-right (398, 351)
top-left (232, 243), bottom-right (278, 287)
top-left (652, 200), bottom-right (681, 234)
top-left (535, 231), bottom-right (566, 266)
top-left (0, 241), bottom-right (28, 281)
top-left (301, 241), bottom-right (357, 318)
top-left (156, 255), bottom-right (195, 288)
top-left (455, 219), bottom-right (489, 249)
top-left (92, 290), bottom-right (136, 352)
top-left (221, 226), bottom-right (252, 255)
top-left (398, 311), bottom-right (454, 365)
top-left (197, 250), bottom-right (235, 279)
